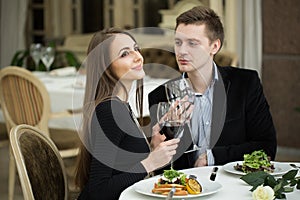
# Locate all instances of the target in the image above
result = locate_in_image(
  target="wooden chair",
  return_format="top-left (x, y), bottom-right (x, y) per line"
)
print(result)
top-left (0, 66), bottom-right (79, 200)
top-left (9, 124), bottom-right (68, 200)
top-left (214, 50), bottom-right (239, 67)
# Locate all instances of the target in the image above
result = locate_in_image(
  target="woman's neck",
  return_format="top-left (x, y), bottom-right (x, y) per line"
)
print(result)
top-left (115, 80), bottom-right (133, 102)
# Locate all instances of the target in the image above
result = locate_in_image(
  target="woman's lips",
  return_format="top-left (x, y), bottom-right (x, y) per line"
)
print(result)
top-left (132, 64), bottom-right (143, 70)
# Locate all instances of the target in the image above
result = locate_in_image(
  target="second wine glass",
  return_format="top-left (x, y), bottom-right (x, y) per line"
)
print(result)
top-left (30, 43), bottom-right (43, 71)
top-left (165, 78), bottom-right (195, 104)
top-left (41, 46), bottom-right (55, 71)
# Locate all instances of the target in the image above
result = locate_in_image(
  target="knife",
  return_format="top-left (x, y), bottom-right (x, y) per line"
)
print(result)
top-left (165, 187), bottom-right (176, 200)
top-left (210, 167), bottom-right (219, 181)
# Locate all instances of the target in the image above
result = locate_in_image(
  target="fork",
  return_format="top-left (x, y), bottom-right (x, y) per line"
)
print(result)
top-left (165, 187), bottom-right (176, 200)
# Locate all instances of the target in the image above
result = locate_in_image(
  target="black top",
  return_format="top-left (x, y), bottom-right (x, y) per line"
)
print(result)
top-left (78, 99), bottom-right (149, 200)
top-left (149, 66), bottom-right (277, 170)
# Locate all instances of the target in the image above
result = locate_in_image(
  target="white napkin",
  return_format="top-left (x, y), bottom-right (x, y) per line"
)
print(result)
top-left (50, 67), bottom-right (77, 76)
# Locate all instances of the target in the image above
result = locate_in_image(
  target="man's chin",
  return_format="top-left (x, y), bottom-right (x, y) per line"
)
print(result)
top-left (178, 65), bottom-right (193, 72)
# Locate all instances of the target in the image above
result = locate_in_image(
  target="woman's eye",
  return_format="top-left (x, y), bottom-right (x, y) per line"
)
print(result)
top-left (134, 46), bottom-right (140, 52)
top-left (121, 51), bottom-right (129, 57)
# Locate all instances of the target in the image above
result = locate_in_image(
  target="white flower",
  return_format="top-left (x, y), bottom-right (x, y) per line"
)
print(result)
top-left (252, 185), bottom-right (275, 200)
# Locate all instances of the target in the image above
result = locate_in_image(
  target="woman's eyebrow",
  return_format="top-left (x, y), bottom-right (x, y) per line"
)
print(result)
top-left (118, 47), bottom-right (130, 54)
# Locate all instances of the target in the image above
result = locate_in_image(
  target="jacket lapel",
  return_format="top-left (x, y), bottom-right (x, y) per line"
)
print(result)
top-left (209, 67), bottom-right (229, 149)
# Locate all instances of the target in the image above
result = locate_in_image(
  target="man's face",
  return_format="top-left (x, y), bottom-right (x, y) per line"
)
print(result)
top-left (174, 24), bottom-right (218, 72)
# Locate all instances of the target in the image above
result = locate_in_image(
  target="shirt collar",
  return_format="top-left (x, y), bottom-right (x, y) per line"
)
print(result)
top-left (212, 61), bottom-right (219, 82)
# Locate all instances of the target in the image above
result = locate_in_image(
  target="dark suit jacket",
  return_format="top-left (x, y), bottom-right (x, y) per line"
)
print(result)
top-left (148, 66), bottom-right (277, 170)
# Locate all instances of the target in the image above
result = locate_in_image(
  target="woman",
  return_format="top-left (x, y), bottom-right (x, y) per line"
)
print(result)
top-left (75, 28), bottom-right (180, 200)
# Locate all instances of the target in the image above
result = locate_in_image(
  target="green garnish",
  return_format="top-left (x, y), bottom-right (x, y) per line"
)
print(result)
top-left (235, 150), bottom-right (274, 173)
top-left (163, 168), bottom-right (187, 185)
top-left (243, 150), bottom-right (271, 169)
top-left (163, 168), bottom-right (184, 180)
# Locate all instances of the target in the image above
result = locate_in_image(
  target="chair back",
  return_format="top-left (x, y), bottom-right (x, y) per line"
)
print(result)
top-left (0, 66), bottom-right (50, 136)
top-left (214, 50), bottom-right (239, 67)
top-left (10, 124), bottom-right (68, 200)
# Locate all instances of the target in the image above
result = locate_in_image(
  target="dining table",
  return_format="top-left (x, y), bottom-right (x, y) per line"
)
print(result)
top-left (119, 162), bottom-right (300, 200)
top-left (0, 69), bottom-right (169, 131)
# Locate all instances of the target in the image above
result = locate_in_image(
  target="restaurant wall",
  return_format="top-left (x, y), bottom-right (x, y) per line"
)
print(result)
top-left (262, 0), bottom-right (300, 149)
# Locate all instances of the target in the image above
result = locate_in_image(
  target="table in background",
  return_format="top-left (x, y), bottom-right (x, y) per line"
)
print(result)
top-left (0, 71), bottom-right (169, 131)
top-left (119, 162), bottom-right (300, 200)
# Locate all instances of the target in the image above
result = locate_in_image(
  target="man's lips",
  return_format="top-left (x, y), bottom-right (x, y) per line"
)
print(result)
top-left (178, 59), bottom-right (189, 65)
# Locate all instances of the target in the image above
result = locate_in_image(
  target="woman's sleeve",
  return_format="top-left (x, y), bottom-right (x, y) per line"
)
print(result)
top-left (87, 100), bottom-right (148, 200)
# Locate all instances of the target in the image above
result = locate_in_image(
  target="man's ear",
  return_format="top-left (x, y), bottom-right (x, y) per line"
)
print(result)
top-left (211, 39), bottom-right (221, 55)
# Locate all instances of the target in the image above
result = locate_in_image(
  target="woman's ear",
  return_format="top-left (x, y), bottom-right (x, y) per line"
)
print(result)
top-left (211, 39), bottom-right (221, 55)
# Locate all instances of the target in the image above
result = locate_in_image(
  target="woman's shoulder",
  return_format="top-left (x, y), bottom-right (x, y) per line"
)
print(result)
top-left (95, 97), bottom-right (130, 115)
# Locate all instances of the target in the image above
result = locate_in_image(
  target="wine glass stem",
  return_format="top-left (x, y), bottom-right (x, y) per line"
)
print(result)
top-left (35, 62), bottom-right (39, 71)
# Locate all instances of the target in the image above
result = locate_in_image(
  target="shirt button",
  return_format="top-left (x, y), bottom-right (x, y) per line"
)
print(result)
top-left (205, 121), bottom-right (210, 125)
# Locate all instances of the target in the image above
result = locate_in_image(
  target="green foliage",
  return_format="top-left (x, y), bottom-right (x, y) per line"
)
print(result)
top-left (241, 169), bottom-right (300, 199)
top-left (10, 49), bottom-right (81, 71)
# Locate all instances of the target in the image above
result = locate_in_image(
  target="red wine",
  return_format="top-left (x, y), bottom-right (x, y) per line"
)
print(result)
top-left (159, 122), bottom-right (183, 140)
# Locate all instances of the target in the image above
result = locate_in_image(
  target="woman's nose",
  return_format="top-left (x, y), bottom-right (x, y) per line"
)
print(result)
top-left (133, 51), bottom-right (143, 62)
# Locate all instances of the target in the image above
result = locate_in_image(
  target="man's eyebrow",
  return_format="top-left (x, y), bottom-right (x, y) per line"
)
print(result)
top-left (174, 37), bottom-right (201, 42)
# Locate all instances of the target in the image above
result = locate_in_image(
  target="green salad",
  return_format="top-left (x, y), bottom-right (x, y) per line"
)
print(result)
top-left (234, 150), bottom-right (275, 173)
top-left (159, 168), bottom-right (187, 185)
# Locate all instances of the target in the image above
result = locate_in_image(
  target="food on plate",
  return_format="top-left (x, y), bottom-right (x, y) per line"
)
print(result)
top-left (186, 178), bottom-right (202, 194)
top-left (152, 168), bottom-right (202, 196)
top-left (234, 150), bottom-right (275, 173)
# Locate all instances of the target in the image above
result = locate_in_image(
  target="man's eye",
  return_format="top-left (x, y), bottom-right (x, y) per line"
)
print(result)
top-left (175, 40), bottom-right (182, 46)
top-left (189, 41), bottom-right (197, 46)
top-left (121, 51), bottom-right (129, 57)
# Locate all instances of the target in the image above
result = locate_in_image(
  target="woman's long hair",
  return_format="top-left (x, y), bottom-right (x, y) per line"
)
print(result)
top-left (74, 27), bottom-right (144, 189)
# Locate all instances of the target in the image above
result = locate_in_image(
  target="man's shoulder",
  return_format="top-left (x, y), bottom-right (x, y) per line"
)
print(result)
top-left (218, 66), bottom-right (259, 79)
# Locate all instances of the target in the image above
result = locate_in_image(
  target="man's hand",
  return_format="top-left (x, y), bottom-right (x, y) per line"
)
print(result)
top-left (194, 152), bottom-right (208, 167)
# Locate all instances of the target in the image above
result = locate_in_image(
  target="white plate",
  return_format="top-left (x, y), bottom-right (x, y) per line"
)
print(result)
top-left (133, 176), bottom-right (222, 199)
top-left (223, 161), bottom-right (292, 176)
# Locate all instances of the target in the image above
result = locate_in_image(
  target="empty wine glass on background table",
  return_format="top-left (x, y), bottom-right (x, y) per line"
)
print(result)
top-left (30, 43), bottom-right (43, 71)
top-left (41, 46), bottom-right (55, 71)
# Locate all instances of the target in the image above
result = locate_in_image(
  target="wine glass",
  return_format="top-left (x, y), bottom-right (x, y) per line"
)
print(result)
top-left (165, 78), bottom-right (195, 104)
top-left (164, 78), bottom-right (201, 153)
top-left (157, 101), bottom-right (187, 168)
top-left (41, 46), bottom-right (55, 71)
top-left (30, 43), bottom-right (43, 71)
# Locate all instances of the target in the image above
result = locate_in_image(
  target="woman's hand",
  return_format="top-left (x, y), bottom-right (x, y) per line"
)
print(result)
top-left (150, 123), bottom-right (166, 150)
top-left (141, 138), bottom-right (180, 173)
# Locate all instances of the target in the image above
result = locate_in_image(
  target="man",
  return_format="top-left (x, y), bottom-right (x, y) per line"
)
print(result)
top-left (148, 6), bottom-right (276, 169)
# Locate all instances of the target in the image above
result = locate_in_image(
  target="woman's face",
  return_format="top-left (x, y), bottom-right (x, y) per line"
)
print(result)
top-left (109, 34), bottom-right (144, 81)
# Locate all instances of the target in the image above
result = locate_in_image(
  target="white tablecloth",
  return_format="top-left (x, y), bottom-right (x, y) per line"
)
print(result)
top-left (0, 71), bottom-right (168, 130)
top-left (119, 162), bottom-right (300, 200)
